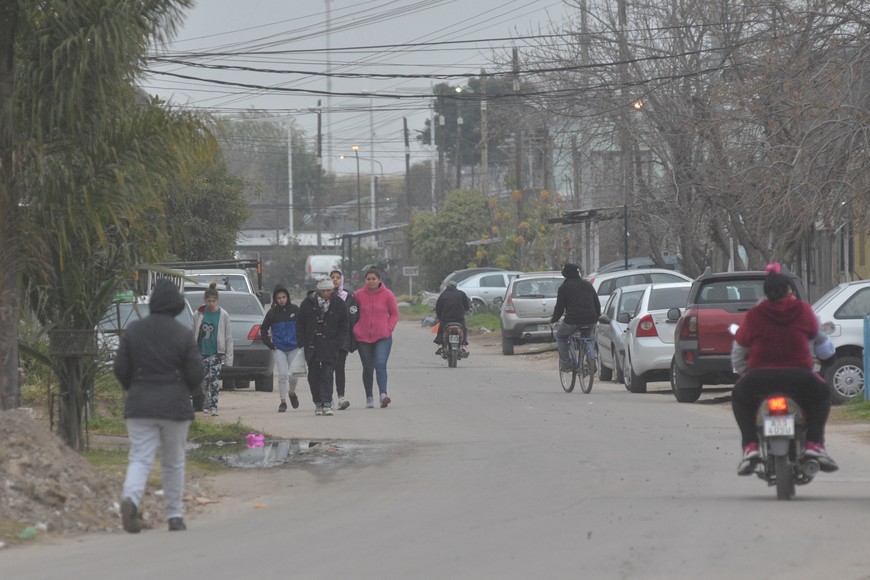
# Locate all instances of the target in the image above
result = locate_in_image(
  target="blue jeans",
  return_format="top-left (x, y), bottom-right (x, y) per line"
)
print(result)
top-left (357, 337), bottom-right (392, 398)
top-left (556, 324), bottom-right (593, 369)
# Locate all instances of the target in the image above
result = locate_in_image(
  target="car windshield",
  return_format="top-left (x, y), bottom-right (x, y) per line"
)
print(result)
top-left (648, 287), bottom-right (690, 310)
top-left (698, 280), bottom-right (763, 303)
top-left (99, 301), bottom-right (191, 331)
top-left (186, 274), bottom-right (249, 292)
top-left (188, 292), bottom-right (263, 316)
top-left (512, 278), bottom-right (561, 298)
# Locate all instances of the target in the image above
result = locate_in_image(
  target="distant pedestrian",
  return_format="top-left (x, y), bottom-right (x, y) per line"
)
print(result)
top-left (260, 285), bottom-right (301, 412)
top-left (114, 279), bottom-right (204, 533)
top-left (297, 277), bottom-right (349, 415)
top-left (331, 269), bottom-right (358, 410)
top-left (353, 268), bottom-right (399, 408)
top-left (192, 282), bottom-right (233, 416)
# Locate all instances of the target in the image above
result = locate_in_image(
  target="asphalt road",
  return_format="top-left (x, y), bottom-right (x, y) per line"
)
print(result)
top-left (3, 320), bottom-right (870, 579)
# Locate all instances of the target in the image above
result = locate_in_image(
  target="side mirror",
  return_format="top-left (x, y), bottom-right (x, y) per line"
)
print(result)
top-left (598, 314), bottom-right (611, 325)
top-left (616, 312), bottom-right (631, 324)
top-left (494, 296), bottom-right (504, 306)
top-left (666, 307), bottom-right (681, 322)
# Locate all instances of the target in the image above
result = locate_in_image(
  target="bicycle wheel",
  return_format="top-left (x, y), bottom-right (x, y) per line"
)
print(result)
top-left (560, 340), bottom-right (577, 393)
top-left (579, 342), bottom-right (594, 394)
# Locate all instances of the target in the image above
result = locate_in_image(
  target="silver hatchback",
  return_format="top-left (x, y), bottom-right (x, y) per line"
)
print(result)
top-left (498, 272), bottom-right (563, 355)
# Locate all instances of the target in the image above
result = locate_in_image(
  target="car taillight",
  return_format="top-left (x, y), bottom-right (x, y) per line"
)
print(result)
top-left (504, 295), bottom-right (515, 314)
top-left (587, 276), bottom-right (595, 285)
top-left (248, 325), bottom-right (262, 341)
top-left (635, 314), bottom-right (658, 337)
top-left (767, 396), bottom-right (789, 415)
top-left (680, 314), bottom-right (698, 339)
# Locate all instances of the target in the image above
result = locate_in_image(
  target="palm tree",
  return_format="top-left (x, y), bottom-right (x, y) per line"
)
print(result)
top-left (0, 0), bottom-right (209, 449)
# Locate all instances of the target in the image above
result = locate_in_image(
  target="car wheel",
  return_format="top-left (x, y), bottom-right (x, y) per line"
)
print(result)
top-left (471, 298), bottom-right (487, 313)
top-left (671, 357), bottom-right (702, 403)
top-left (254, 374), bottom-right (274, 392)
top-left (624, 350), bottom-right (647, 393)
top-left (599, 345), bottom-right (613, 382)
top-left (501, 335), bottom-right (515, 356)
top-left (823, 355), bottom-right (864, 404)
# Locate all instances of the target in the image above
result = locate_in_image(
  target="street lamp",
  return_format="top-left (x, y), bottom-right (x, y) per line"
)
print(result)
top-left (351, 145), bottom-right (361, 230)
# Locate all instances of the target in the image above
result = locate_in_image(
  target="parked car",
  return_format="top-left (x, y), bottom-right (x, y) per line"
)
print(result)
top-left (587, 268), bottom-right (692, 297)
top-left (439, 267), bottom-right (505, 292)
top-left (813, 280), bottom-right (869, 403)
top-left (618, 282), bottom-right (692, 393)
top-left (498, 272), bottom-right (562, 355)
top-left (456, 271), bottom-right (521, 312)
top-left (184, 289), bottom-right (274, 392)
top-left (97, 294), bottom-right (192, 364)
top-left (671, 268), bottom-right (807, 403)
top-left (595, 254), bottom-right (684, 274)
top-left (594, 284), bottom-right (649, 383)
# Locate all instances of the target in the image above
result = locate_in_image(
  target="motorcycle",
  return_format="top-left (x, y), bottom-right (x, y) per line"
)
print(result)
top-left (754, 392), bottom-right (819, 500)
top-left (438, 322), bottom-right (468, 368)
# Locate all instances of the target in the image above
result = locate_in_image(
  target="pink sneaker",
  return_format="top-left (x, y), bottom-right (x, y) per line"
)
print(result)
top-left (804, 441), bottom-right (839, 472)
top-left (737, 442), bottom-right (760, 476)
top-left (380, 393), bottom-right (391, 408)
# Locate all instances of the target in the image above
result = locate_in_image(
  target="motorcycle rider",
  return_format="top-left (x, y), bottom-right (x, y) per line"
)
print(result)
top-left (434, 279), bottom-right (471, 355)
top-left (551, 263), bottom-right (601, 372)
top-left (731, 263), bottom-right (838, 475)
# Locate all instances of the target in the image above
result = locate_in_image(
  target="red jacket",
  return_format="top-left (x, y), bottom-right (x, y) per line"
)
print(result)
top-left (735, 296), bottom-right (817, 370)
top-left (353, 283), bottom-right (399, 343)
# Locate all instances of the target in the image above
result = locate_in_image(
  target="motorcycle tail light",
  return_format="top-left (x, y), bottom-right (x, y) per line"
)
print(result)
top-left (504, 295), bottom-right (515, 314)
top-left (248, 325), bottom-right (262, 341)
top-left (767, 397), bottom-right (789, 415)
top-left (635, 314), bottom-right (658, 337)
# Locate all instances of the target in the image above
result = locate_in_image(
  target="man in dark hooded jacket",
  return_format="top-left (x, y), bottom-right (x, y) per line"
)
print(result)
top-left (551, 263), bottom-right (601, 372)
top-left (114, 279), bottom-right (203, 534)
top-left (434, 279), bottom-right (471, 354)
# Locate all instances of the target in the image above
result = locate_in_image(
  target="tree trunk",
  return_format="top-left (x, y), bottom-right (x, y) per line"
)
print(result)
top-left (54, 355), bottom-right (95, 451)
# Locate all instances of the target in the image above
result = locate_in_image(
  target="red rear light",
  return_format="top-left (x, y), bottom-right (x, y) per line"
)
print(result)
top-left (684, 351), bottom-right (694, 363)
top-left (635, 314), bottom-right (658, 338)
top-left (588, 276), bottom-right (595, 285)
top-left (504, 295), bottom-right (515, 314)
top-left (680, 314), bottom-right (698, 339)
top-left (767, 397), bottom-right (789, 415)
top-left (248, 325), bottom-right (262, 341)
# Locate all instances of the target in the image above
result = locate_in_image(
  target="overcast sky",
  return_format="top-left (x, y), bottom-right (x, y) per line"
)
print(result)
top-left (142, 0), bottom-right (574, 175)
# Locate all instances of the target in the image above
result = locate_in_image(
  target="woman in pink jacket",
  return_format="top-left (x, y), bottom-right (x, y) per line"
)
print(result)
top-left (353, 268), bottom-right (399, 408)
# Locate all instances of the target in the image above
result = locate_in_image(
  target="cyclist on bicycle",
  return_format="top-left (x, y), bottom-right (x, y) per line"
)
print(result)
top-left (551, 263), bottom-right (601, 373)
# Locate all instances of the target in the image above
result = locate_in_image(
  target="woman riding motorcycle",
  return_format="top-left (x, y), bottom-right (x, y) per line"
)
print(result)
top-left (730, 263), bottom-right (838, 476)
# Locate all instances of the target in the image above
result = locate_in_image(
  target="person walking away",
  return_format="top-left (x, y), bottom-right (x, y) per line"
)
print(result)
top-left (192, 282), bottom-right (233, 416)
top-left (731, 263), bottom-right (837, 475)
top-left (551, 263), bottom-right (601, 373)
top-left (114, 279), bottom-right (204, 533)
top-left (260, 286), bottom-right (301, 412)
top-left (434, 279), bottom-right (471, 355)
top-left (331, 269), bottom-right (358, 410)
top-left (297, 277), bottom-right (348, 416)
top-left (353, 268), bottom-right (399, 408)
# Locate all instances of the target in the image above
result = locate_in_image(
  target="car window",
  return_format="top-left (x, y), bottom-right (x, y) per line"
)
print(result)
top-left (648, 287), bottom-right (690, 310)
top-left (699, 280), bottom-right (764, 303)
top-left (512, 278), bottom-right (561, 298)
top-left (834, 287), bottom-right (870, 319)
top-left (187, 274), bottom-right (249, 292)
top-left (650, 273), bottom-right (687, 284)
top-left (480, 274), bottom-right (507, 288)
top-left (188, 293), bottom-right (263, 316)
top-left (619, 290), bottom-right (644, 317)
top-left (615, 274), bottom-right (647, 289)
top-left (603, 293), bottom-right (617, 318)
top-left (99, 303), bottom-right (146, 331)
top-left (598, 280), bottom-right (614, 295)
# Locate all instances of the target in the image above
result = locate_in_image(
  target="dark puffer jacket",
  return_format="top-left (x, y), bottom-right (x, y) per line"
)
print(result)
top-left (114, 280), bottom-right (204, 421)
top-left (550, 271), bottom-right (601, 327)
top-left (297, 290), bottom-right (349, 364)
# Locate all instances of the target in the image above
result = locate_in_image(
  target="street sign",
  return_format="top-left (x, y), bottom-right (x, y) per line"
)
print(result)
top-left (403, 266), bottom-right (419, 277)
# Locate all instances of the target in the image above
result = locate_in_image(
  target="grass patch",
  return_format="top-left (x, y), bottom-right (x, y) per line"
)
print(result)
top-left (468, 311), bottom-right (499, 331)
top-left (839, 398), bottom-right (870, 422)
top-left (399, 303), bottom-right (433, 318)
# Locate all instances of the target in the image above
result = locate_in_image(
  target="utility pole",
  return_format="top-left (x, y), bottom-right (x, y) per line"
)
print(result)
top-left (480, 68), bottom-right (489, 197)
top-left (455, 87), bottom-right (463, 189)
top-left (316, 100), bottom-right (322, 247)
top-left (618, 0), bottom-right (630, 270)
top-left (404, 117), bottom-right (412, 218)
top-left (286, 123), bottom-right (294, 237)
top-left (513, 48), bottom-right (524, 220)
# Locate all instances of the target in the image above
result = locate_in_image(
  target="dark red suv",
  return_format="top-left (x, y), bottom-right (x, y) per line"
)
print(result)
top-left (670, 268), bottom-right (806, 402)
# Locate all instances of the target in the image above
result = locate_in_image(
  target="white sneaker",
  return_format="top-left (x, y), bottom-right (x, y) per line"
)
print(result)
top-left (314, 406), bottom-right (323, 416)
top-left (322, 406), bottom-right (334, 416)
top-left (338, 398), bottom-right (350, 410)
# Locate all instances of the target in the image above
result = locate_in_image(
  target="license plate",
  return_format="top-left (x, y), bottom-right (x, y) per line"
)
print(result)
top-left (763, 416), bottom-right (795, 437)
top-left (538, 324), bottom-right (551, 332)
top-left (448, 335), bottom-right (459, 344)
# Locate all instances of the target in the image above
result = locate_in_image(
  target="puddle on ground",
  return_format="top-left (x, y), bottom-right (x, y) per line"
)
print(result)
top-left (190, 439), bottom-right (398, 471)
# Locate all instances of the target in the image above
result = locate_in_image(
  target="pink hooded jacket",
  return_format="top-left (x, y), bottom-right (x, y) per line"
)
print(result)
top-left (353, 282), bottom-right (399, 343)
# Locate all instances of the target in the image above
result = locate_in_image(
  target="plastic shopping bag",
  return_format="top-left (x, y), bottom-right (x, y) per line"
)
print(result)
top-left (289, 348), bottom-right (307, 377)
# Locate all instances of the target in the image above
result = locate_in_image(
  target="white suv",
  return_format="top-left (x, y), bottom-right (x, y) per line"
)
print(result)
top-left (813, 280), bottom-right (869, 403)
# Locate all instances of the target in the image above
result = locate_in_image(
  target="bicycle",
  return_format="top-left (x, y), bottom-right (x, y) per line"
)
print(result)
top-left (554, 323), bottom-right (597, 393)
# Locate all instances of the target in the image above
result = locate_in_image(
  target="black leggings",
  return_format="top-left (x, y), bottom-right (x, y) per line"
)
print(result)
top-left (335, 349), bottom-right (347, 398)
top-left (731, 368), bottom-right (831, 447)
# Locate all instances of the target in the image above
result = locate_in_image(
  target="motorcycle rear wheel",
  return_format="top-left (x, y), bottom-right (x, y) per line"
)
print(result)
top-left (774, 455), bottom-right (795, 500)
top-left (448, 348), bottom-right (458, 368)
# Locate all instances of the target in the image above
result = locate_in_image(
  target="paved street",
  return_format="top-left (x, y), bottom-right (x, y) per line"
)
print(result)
top-left (3, 320), bottom-right (870, 579)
